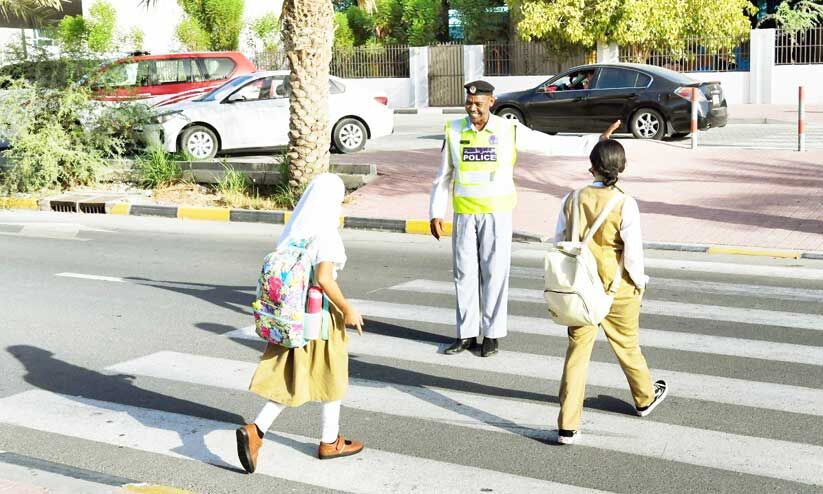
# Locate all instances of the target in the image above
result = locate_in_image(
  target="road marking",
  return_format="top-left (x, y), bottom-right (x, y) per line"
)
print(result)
top-left (224, 327), bottom-right (823, 416)
top-left (511, 252), bottom-right (823, 281)
top-left (509, 267), bottom-right (823, 302)
top-left (0, 390), bottom-right (607, 494)
top-left (106, 351), bottom-right (823, 486)
top-left (387, 280), bottom-right (823, 331)
top-left (55, 273), bottom-right (127, 283)
top-left (355, 297), bottom-right (823, 365)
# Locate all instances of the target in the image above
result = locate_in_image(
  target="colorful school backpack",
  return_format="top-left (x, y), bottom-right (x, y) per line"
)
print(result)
top-left (543, 188), bottom-right (625, 327)
top-left (252, 237), bottom-right (317, 348)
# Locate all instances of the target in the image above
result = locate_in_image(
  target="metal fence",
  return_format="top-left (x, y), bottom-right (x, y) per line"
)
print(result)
top-left (619, 38), bottom-right (750, 72)
top-left (484, 42), bottom-right (593, 76)
top-left (330, 44), bottom-right (410, 78)
top-left (252, 50), bottom-right (288, 71)
top-left (776, 27), bottom-right (823, 65)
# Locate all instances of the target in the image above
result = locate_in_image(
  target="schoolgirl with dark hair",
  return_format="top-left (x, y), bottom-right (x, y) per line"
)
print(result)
top-left (552, 139), bottom-right (668, 445)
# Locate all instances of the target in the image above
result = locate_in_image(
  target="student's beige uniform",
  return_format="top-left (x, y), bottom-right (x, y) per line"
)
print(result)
top-left (556, 185), bottom-right (655, 431)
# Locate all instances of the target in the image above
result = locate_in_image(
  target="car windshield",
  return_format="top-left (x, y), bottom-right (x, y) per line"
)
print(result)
top-left (196, 74), bottom-right (254, 101)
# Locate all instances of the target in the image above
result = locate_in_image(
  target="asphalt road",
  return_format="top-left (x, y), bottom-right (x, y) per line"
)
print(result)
top-left (360, 112), bottom-right (823, 152)
top-left (1, 211), bottom-right (822, 493)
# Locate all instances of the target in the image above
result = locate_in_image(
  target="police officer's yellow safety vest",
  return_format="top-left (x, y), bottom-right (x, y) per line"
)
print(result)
top-left (445, 115), bottom-right (517, 214)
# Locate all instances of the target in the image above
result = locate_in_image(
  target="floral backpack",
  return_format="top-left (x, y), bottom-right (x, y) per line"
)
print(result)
top-left (252, 238), bottom-right (318, 348)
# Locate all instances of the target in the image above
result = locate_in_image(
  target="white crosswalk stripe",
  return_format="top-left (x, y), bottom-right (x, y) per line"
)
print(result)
top-left (2, 257), bottom-right (822, 492)
top-left (387, 279), bottom-right (823, 331)
top-left (223, 326), bottom-right (823, 417)
top-left (0, 390), bottom-right (604, 494)
top-left (104, 351), bottom-right (823, 486)
top-left (343, 298), bottom-right (823, 365)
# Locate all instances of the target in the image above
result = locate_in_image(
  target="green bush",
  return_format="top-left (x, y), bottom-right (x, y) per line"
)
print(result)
top-left (0, 78), bottom-right (152, 193)
top-left (0, 58), bottom-right (103, 89)
top-left (135, 148), bottom-right (183, 188)
top-left (334, 12), bottom-right (355, 49)
top-left (217, 163), bottom-right (251, 196)
top-left (345, 6), bottom-right (376, 46)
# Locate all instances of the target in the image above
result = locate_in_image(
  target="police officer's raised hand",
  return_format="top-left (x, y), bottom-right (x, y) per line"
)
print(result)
top-left (601, 120), bottom-right (621, 140)
top-left (430, 218), bottom-right (444, 240)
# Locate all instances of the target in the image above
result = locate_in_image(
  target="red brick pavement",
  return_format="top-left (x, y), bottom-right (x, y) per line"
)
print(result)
top-left (336, 140), bottom-right (823, 252)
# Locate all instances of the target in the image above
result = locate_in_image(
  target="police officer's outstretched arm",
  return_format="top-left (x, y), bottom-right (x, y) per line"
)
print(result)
top-left (429, 138), bottom-right (453, 241)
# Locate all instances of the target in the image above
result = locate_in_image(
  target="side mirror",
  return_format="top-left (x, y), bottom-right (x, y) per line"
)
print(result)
top-left (227, 93), bottom-right (246, 103)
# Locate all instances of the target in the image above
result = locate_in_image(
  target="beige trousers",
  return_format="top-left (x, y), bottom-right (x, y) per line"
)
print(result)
top-left (557, 283), bottom-right (655, 431)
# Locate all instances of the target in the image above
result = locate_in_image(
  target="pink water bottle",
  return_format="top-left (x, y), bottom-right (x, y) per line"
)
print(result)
top-left (304, 286), bottom-right (323, 340)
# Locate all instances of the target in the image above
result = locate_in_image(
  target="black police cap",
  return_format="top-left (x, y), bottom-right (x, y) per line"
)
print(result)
top-left (464, 80), bottom-right (495, 95)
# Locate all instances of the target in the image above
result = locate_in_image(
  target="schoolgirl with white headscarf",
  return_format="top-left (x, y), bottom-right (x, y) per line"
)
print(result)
top-left (236, 173), bottom-right (365, 472)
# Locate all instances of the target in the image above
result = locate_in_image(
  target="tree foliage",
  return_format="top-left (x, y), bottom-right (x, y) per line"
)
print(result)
top-left (345, 5), bottom-right (376, 45)
top-left (374, 0), bottom-right (440, 45)
top-left (509, 0), bottom-right (757, 53)
top-left (176, 0), bottom-right (244, 51)
top-left (334, 11), bottom-right (355, 48)
top-left (760, 0), bottom-right (823, 32)
top-left (0, 0), bottom-right (61, 24)
top-left (450, 0), bottom-right (508, 43)
top-left (56, 0), bottom-right (120, 55)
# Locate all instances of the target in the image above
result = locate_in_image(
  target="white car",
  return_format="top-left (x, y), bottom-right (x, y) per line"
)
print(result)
top-left (141, 70), bottom-right (394, 159)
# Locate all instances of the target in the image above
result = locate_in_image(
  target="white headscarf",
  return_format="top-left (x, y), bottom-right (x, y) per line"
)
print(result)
top-left (277, 173), bottom-right (347, 270)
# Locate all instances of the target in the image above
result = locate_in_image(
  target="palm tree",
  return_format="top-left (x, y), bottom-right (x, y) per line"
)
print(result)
top-left (0, 0), bottom-right (62, 22)
top-left (281, 0), bottom-right (334, 190)
top-left (357, 0), bottom-right (376, 13)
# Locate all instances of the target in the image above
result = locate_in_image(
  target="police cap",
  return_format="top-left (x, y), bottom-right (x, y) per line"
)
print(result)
top-left (464, 80), bottom-right (495, 96)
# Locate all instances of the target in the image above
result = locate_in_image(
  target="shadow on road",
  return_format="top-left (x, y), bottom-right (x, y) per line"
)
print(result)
top-left (6, 345), bottom-right (246, 473)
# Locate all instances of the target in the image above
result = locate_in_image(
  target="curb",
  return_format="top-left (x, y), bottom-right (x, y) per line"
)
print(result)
top-left (2, 199), bottom-right (822, 259)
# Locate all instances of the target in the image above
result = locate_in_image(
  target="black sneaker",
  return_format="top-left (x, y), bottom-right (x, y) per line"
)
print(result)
top-left (557, 429), bottom-right (579, 445)
top-left (636, 380), bottom-right (668, 417)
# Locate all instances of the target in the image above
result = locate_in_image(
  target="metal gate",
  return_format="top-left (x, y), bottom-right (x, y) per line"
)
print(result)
top-left (428, 44), bottom-right (464, 107)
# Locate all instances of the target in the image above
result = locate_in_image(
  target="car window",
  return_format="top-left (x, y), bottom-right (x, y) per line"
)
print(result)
top-left (330, 79), bottom-right (344, 94)
top-left (97, 61), bottom-right (140, 87)
top-left (155, 59), bottom-right (203, 84)
top-left (228, 76), bottom-right (287, 102)
top-left (594, 68), bottom-right (650, 89)
top-left (540, 70), bottom-right (593, 92)
top-left (202, 57), bottom-right (237, 81)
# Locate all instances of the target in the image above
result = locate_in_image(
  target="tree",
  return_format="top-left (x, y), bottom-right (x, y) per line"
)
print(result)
top-left (509, 0), bottom-right (758, 55)
top-left (177, 0), bottom-right (244, 51)
top-left (281, 0), bottom-right (335, 190)
top-left (0, 0), bottom-right (62, 23)
top-left (451, 0), bottom-right (508, 43)
top-left (56, 0), bottom-right (120, 55)
top-left (374, 0), bottom-right (440, 45)
top-left (759, 0), bottom-right (823, 31)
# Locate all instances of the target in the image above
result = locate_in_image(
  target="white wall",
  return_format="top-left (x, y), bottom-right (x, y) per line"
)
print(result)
top-left (342, 78), bottom-right (412, 108)
top-left (685, 71), bottom-right (750, 105)
top-left (486, 75), bottom-right (550, 95)
top-left (770, 65), bottom-right (823, 104)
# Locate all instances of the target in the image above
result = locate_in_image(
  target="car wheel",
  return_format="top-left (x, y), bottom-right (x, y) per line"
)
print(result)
top-left (333, 118), bottom-right (367, 153)
top-left (497, 107), bottom-right (524, 124)
top-left (180, 125), bottom-right (218, 160)
top-left (630, 108), bottom-right (666, 140)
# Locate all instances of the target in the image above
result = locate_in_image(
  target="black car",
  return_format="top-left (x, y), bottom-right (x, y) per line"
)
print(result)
top-left (491, 63), bottom-right (727, 139)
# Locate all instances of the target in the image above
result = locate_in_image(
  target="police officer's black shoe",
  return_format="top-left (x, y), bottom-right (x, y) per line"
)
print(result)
top-left (481, 337), bottom-right (498, 357)
top-left (444, 338), bottom-right (476, 355)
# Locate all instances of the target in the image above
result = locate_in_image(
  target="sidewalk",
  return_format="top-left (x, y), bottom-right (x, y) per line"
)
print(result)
top-left (336, 139), bottom-right (823, 253)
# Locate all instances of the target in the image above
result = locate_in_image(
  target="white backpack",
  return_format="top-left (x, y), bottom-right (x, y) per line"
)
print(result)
top-left (543, 188), bottom-right (625, 327)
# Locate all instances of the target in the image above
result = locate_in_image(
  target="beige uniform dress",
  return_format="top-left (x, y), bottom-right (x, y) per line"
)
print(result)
top-left (249, 299), bottom-right (349, 407)
top-left (556, 185), bottom-right (656, 431)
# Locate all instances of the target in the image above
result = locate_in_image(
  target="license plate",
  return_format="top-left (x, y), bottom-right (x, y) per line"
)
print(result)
top-left (712, 95), bottom-right (721, 105)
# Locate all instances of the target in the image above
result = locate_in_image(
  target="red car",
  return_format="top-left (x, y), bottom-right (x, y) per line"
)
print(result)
top-left (88, 51), bottom-right (257, 107)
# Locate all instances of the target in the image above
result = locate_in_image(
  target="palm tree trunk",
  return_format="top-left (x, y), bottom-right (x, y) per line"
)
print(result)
top-left (281, 0), bottom-right (334, 191)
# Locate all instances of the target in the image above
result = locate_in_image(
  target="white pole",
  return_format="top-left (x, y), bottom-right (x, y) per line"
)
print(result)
top-left (798, 86), bottom-right (806, 152)
top-left (691, 87), bottom-right (698, 149)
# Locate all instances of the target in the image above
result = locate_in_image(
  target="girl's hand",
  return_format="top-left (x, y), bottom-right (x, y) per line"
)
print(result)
top-left (344, 306), bottom-right (364, 335)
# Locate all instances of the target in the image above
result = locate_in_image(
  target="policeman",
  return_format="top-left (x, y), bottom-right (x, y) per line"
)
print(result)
top-left (430, 80), bottom-right (619, 357)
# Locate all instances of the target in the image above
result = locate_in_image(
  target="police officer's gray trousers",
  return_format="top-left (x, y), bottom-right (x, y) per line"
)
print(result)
top-left (452, 212), bottom-right (512, 339)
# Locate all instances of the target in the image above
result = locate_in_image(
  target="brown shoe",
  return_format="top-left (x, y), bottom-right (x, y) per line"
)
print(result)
top-left (318, 435), bottom-right (364, 460)
top-left (236, 424), bottom-right (263, 473)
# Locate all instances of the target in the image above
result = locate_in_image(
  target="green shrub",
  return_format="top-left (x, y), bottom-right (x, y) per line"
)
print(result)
top-left (134, 148), bottom-right (183, 189)
top-left (334, 12), bottom-right (356, 49)
top-left (0, 58), bottom-right (103, 89)
top-left (345, 6), bottom-right (376, 46)
top-left (217, 163), bottom-right (251, 195)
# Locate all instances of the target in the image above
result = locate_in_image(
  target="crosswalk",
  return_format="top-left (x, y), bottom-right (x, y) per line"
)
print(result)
top-left (1, 251), bottom-right (823, 493)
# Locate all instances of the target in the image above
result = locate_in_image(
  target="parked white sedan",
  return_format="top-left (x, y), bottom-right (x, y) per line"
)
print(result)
top-left (141, 70), bottom-right (394, 159)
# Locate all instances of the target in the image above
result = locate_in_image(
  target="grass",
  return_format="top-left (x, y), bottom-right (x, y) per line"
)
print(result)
top-left (135, 147), bottom-right (183, 188)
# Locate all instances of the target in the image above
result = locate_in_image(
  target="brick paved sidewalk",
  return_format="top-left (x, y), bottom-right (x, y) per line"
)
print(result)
top-left (336, 140), bottom-right (823, 252)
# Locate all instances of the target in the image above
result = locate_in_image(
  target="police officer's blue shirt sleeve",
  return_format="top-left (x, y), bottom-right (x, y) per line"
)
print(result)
top-left (429, 138), bottom-right (453, 219)
top-left (513, 122), bottom-right (599, 156)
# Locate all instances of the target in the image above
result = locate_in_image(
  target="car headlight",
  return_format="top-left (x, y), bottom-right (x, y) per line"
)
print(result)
top-left (151, 110), bottom-right (183, 124)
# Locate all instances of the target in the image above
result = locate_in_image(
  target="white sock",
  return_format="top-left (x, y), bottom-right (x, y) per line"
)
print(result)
top-left (253, 401), bottom-right (285, 435)
top-left (320, 400), bottom-right (341, 443)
